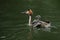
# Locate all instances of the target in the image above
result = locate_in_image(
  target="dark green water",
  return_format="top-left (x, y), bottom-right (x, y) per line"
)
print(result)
top-left (0, 0), bottom-right (60, 40)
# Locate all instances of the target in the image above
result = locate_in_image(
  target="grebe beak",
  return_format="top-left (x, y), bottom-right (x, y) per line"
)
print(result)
top-left (21, 12), bottom-right (26, 14)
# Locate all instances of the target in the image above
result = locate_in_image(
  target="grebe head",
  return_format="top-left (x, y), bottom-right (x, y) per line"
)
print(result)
top-left (35, 15), bottom-right (41, 20)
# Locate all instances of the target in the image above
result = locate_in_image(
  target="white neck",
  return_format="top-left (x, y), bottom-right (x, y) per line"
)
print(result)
top-left (28, 15), bottom-right (32, 26)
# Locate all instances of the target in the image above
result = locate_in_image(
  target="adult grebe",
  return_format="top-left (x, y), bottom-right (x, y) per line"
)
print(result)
top-left (21, 9), bottom-right (33, 26)
top-left (25, 9), bottom-right (33, 26)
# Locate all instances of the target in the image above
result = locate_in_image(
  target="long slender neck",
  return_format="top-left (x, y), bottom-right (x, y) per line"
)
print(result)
top-left (29, 15), bottom-right (32, 26)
